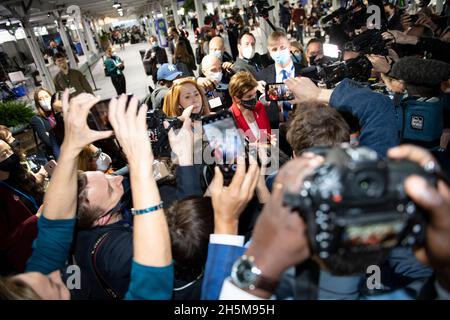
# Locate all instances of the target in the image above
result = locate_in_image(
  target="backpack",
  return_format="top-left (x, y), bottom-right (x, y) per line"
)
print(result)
top-left (396, 97), bottom-right (444, 149)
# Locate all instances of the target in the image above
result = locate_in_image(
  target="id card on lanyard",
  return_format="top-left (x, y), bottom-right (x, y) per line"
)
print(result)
top-left (63, 71), bottom-right (76, 95)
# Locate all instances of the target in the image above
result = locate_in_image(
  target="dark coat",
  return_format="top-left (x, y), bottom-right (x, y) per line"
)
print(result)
top-left (255, 63), bottom-right (303, 129)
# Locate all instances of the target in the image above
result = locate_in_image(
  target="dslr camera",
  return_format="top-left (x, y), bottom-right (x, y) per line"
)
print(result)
top-left (283, 145), bottom-right (436, 262)
top-left (146, 109), bottom-right (182, 158)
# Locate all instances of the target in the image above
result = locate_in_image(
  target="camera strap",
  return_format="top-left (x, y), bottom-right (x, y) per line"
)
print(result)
top-left (90, 231), bottom-right (121, 300)
top-left (0, 181), bottom-right (39, 212)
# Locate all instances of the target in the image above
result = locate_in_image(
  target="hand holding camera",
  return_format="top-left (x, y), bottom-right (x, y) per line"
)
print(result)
top-left (235, 155), bottom-right (324, 298)
top-left (388, 145), bottom-right (450, 291)
top-left (164, 105), bottom-right (194, 166)
top-left (108, 94), bottom-right (152, 171)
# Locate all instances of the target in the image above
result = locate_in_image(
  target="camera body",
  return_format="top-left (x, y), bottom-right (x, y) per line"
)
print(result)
top-left (146, 109), bottom-right (182, 158)
top-left (253, 0), bottom-right (275, 18)
top-left (301, 55), bottom-right (373, 88)
top-left (320, 55), bottom-right (374, 88)
top-left (283, 146), bottom-right (435, 260)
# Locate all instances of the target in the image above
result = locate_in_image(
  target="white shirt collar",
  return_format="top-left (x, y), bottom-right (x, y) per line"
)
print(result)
top-left (275, 60), bottom-right (294, 75)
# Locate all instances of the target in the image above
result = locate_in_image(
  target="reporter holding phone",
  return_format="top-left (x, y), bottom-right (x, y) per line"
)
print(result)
top-left (229, 72), bottom-right (271, 143)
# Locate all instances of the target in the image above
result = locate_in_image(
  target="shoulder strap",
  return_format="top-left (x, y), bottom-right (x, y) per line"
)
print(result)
top-left (91, 231), bottom-right (121, 300)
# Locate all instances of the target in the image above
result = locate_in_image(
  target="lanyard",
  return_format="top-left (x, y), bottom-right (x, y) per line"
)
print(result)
top-left (47, 114), bottom-right (57, 128)
top-left (0, 181), bottom-right (39, 211)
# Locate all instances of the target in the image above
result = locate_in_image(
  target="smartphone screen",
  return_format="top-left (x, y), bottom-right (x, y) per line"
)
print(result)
top-left (265, 83), bottom-right (295, 101)
top-left (89, 99), bottom-right (111, 131)
top-left (202, 111), bottom-right (245, 177)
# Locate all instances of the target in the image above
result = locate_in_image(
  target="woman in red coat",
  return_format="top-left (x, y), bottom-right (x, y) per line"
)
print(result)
top-left (228, 71), bottom-right (272, 143)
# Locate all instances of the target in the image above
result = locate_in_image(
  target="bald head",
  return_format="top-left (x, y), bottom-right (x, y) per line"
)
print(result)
top-left (202, 55), bottom-right (221, 71)
top-left (201, 55), bottom-right (222, 81)
top-left (209, 37), bottom-right (225, 58)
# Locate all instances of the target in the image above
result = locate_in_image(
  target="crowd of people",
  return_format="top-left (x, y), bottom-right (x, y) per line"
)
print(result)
top-left (1, 0), bottom-right (450, 301)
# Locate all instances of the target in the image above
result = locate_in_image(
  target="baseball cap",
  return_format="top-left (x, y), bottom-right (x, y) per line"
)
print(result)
top-left (157, 63), bottom-right (183, 81)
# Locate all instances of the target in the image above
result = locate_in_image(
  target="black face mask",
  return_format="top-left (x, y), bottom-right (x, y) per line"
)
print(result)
top-left (309, 55), bottom-right (318, 65)
top-left (0, 153), bottom-right (21, 172)
top-left (241, 98), bottom-right (258, 110)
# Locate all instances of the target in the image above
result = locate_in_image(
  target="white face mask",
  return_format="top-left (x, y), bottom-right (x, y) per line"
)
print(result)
top-left (40, 98), bottom-right (52, 112)
top-left (96, 152), bottom-right (112, 172)
top-left (208, 71), bottom-right (223, 83)
top-left (210, 50), bottom-right (222, 60)
top-left (242, 46), bottom-right (255, 60)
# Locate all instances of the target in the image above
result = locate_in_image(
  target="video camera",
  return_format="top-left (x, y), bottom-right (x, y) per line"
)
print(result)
top-left (321, 0), bottom-right (367, 32)
top-left (283, 145), bottom-right (436, 271)
top-left (301, 55), bottom-right (374, 88)
top-left (344, 28), bottom-right (389, 56)
top-left (253, 0), bottom-right (275, 19)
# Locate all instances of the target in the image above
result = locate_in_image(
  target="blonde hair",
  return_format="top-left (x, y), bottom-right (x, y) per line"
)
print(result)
top-left (268, 31), bottom-right (288, 46)
top-left (228, 71), bottom-right (258, 99)
top-left (162, 78), bottom-right (210, 117)
top-left (0, 277), bottom-right (41, 300)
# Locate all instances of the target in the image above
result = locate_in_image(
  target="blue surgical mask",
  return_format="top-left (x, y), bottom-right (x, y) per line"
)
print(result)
top-left (270, 49), bottom-right (291, 66)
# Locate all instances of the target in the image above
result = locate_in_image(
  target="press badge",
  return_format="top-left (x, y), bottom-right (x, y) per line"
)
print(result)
top-left (209, 97), bottom-right (222, 109)
top-left (69, 87), bottom-right (76, 95)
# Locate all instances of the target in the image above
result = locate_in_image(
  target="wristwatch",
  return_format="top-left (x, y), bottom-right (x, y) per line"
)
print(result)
top-left (231, 255), bottom-right (279, 292)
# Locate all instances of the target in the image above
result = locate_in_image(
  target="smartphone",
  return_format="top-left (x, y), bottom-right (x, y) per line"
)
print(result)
top-left (89, 94), bottom-right (136, 131)
top-left (202, 111), bottom-right (246, 184)
top-left (89, 99), bottom-right (111, 131)
top-left (265, 83), bottom-right (295, 101)
top-left (44, 160), bottom-right (57, 176)
top-left (409, 14), bottom-right (419, 24)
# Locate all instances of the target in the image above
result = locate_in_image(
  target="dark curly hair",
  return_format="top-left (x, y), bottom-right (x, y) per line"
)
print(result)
top-left (7, 161), bottom-right (45, 207)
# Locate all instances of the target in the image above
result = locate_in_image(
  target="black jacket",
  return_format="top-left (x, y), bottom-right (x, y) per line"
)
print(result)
top-left (144, 46), bottom-right (168, 81)
top-left (30, 115), bottom-right (59, 158)
top-left (387, 11), bottom-right (403, 31)
top-left (69, 165), bottom-right (204, 300)
top-left (232, 54), bottom-right (264, 77)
